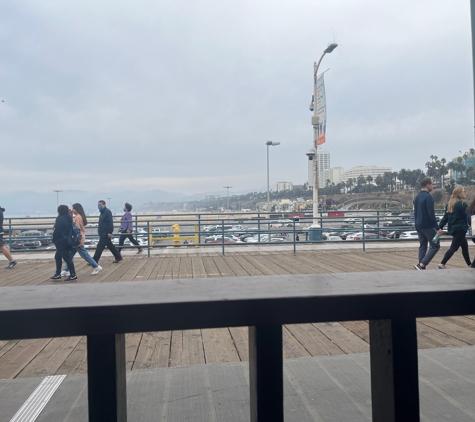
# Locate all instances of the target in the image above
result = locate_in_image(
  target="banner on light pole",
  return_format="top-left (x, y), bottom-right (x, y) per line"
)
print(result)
top-left (314, 74), bottom-right (327, 146)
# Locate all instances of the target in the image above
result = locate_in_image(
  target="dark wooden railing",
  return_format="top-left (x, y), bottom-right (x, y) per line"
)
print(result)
top-left (1, 269), bottom-right (474, 421)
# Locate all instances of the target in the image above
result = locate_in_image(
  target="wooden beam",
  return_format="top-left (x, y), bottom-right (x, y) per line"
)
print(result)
top-left (249, 325), bottom-right (283, 422)
top-left (370, 319), bottom-right (419, 422)
top-left (87, 333), bottom-right (127, 422)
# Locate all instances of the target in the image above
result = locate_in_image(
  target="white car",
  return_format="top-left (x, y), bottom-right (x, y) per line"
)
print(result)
top-left (326, 235), bottom-right (343, 241)
top-left (344, 218), bottom-right (362, 223)
top-left (399, 231), bottom-right (419, 239)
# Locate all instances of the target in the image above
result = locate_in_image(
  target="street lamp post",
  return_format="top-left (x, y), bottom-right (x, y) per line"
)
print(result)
top-left (309, 43), bottom-right (338, 220)
top-left (52, 190), bottom-right (63, 209)
top-left (223, 186), bottom-right (232, 210)
top-left (107, 197), bottom-right (111, 213)
top-left (266, 141), bottom-right (280, 216)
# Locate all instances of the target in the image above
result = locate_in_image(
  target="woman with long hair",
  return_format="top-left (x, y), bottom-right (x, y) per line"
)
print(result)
top-left (61, 203), bottom-right (103, 276)
top-left (436, 187), bottom-right (471, 269)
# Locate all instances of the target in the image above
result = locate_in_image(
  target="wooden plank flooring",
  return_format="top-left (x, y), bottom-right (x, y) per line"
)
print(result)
top-left (1, 246), bottom-right (475, 379)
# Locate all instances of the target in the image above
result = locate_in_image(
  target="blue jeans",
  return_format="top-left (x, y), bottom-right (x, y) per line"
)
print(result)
top-left (64, 245), bottom-right (98, 271)
top-left (417, 228), bottom-right (440, 267)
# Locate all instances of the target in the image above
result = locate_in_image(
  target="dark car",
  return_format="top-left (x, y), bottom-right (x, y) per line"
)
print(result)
top-left (11, 240), bottom-right (42, 249)
top-left (363, 219), bottom-right (379, 225)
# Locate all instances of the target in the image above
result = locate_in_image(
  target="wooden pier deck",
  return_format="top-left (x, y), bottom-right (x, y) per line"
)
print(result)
top-left (1, 246), bottom-right (475, 380)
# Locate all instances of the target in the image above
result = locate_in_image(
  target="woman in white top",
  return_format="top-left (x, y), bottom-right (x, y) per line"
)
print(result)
top-left (61, 203), bottom-right (103, 276)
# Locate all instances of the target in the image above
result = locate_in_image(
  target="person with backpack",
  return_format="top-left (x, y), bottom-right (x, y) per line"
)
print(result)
top-left (0, 206), bottom-right (18, 269)
top-left (61, 203), bottom-right (103, 277)
top-left (118, 203), bottom-right (143, 254)
top-left (51, 205), bottom-right (77, 281)
top-left (436, 187), bottom-right (471, 269)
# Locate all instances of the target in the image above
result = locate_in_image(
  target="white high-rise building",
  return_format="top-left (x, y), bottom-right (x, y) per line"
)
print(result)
top-left (276, 182), bottom-right (293, 192)
top-left (308, 150), bottom-right (331, 188)
top-left (343, 165), bottom-right (392, 182)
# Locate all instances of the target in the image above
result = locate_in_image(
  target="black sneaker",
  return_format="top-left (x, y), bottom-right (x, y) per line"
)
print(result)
top-left (414, 264), bottom-right (426, 270)
top-left (65, 275), bottom-right (78, 282)
top-left (137, 248), bottom-right (144, 254)
top-left (50, 274), bottom-right (61, 280)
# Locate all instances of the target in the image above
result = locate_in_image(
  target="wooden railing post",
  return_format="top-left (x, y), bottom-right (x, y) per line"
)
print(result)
top-left (249, 325), bottom-right (283, 422)
top-left (369, 319), bottom-right (420, 422)
top-left (87, 333), bottom-right (127, 422)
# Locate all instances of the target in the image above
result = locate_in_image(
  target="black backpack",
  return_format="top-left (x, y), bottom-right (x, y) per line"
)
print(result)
top-left (66, 224), bottom-right (82, 248)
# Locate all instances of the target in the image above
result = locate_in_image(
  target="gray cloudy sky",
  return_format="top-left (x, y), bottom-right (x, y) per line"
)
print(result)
top-left (1, 0), bottom-right (473, 196)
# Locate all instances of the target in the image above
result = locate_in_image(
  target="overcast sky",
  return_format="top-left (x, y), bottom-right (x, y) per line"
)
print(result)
top-left (1, 0), bottom-right (474, 196)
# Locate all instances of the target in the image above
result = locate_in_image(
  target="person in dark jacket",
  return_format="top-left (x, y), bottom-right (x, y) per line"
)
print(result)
top-left (0, 206), bottom-right (17, 269)
top-left (466, 197), bottom-right (475, 268)
top-left (92, 200), bottom-right (123, 265)
top-left (436, 187), bottom-right (471, 269)
top-left (118, 202), bottom-right (143, 254)
top-left (51, 205), bottom-right (77, 281)
top-left (413, 178), bottom-right (443, 270)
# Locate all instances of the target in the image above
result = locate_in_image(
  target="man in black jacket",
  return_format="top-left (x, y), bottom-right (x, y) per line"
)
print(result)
top-left (92, 200), bottom-right (123, 265)
top-left (413, 178), bottom-right (443, 270)
top-left (0, 206), bottom-right (17, 269)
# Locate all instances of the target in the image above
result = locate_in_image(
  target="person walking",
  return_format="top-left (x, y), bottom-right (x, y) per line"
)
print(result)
top-left (118, 203), bottom-right (143, 254)
top-left (465, 196), bottom-right (475, 268)
top-left (61, 203), bottom-right (103, 277)
top-left (92, 200), bottom-right (122, 265)
top-left (51, 205), bottom-right (77, 281)
top-left (436, 187), bottom-right (471, 269)
top-left (0, 206), bottom-right (17, 269)
top-left (413, 177), bottom-right (443, 270)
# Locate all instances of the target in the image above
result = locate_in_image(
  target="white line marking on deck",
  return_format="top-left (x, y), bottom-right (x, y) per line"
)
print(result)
top-left (9, 375), bottom-right (66, 422)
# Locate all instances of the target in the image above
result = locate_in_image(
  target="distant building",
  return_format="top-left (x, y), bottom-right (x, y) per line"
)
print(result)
top-left (276, 182), bottom-right (293, 192)
top-left (450, 152), bottom-right (475, 181)
top-left (308, 150), bottom-right (331, 189)
top-left (343, 165), bottom-right (392, 182)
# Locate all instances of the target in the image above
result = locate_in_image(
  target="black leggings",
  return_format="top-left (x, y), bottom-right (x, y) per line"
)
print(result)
top-left (441, 229), bottom-right (471, 266)
top-left (119, 233), bottom-right (141, 248)
top-left (55, 243), bottom-right (76, 276)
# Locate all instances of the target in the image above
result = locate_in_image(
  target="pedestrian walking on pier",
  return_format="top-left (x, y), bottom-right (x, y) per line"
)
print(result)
top-left (119, 203), bottom-right (143, 254)
top-left (413, 178), bottom-right (443, 270)
top-left (465, 196), bottom-right (475, 268)
top-left (436, 187), bottom-right (471, 269)
top-left (61, 203), bottom-right (103, 276)
top-left (0, 206), bottom-right (17, 269)
top-left (93, 200), bottom-right (123, 265)
top-left (50, 205), bottom-right (77, 281)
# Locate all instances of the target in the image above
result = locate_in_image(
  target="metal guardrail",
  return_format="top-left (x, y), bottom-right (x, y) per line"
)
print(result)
top-left (1, 210), bottom-right (433, 256)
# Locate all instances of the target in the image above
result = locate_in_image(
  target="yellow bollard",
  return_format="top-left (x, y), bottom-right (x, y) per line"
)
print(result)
top-left (171, 224), bottom-right (181, 245)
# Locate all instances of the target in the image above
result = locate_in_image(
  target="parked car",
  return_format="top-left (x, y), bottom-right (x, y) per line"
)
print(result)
top-left (11, 240), bottom-right (42, 249)
top-left (19, 230), bottom-right (52, 246)
top-left (346, 232), bottom-right (378, 241)
top-left (339, 232), bottom-right (353, 240)
top-left (204, 235), bottom-right (240, 244)
top-left (386, 231), bottom-right (402, 239)
top-left (399, 231), bottom-right (419, 239)
top-left (326, 235), bottom-right (343, 241)
top-left (343, 218), bottom-right (362, 223)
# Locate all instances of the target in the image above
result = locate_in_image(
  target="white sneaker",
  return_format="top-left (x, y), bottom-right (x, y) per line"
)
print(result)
top-left (91, 265), bottom-right (102, 275)
top-left (60, 270), bottom-right (70, 277)
top-left (436, 264), bottom-right (446, 270)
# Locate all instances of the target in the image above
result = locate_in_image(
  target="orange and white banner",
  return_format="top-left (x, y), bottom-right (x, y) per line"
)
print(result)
top-left (314, 74), bottom-right (327, 146)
